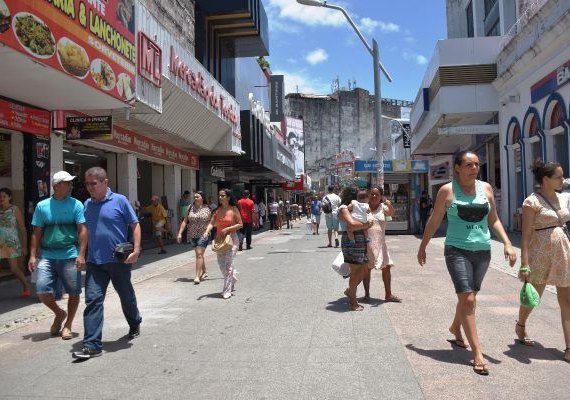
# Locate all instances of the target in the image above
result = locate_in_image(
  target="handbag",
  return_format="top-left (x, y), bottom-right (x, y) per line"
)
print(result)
top-left (212, 234), bottom-right (233, 253)
top-left (331, 251), bottom-right (351, 278)
top-left (535, 192), bottom-right (570, 241)
top-left (113, 242), bottom-right (134, 262)
top-left (520, 281), bottom-right (540, 308)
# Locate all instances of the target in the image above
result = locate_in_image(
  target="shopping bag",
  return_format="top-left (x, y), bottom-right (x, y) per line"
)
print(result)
top-left (520, 281), bottom-right (540, 308)
top-left (331, 251), bottom-right (351, 278)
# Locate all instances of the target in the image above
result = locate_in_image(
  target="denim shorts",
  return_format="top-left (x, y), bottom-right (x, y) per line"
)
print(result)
top-left (36, 258), bottom-right (81, 296)
top-left (189, 236), bottom-right (209, 248)
top-left (325, 213), bottom-right (339, 230)
top-left (444, 245), bottom-right (491, 293)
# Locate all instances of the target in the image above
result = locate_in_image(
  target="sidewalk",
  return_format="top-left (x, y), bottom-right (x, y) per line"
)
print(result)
top-left (1, 223), bottom-right (569, 399)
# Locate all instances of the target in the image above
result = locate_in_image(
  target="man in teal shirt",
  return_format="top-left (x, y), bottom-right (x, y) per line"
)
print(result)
top-left (28, 171), bottom-right (87, 340)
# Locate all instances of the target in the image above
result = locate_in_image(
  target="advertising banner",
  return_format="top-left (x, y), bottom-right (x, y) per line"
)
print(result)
top-left (0, 0), bottom-right (136, 103)
top-left (270, 75), bottom-right (284, 122)
top-left (66, 115), bottom-right (112, 140)
top-left (96, 126), bottom-right (199, 169)
top-left (283, 117), bottom-right (304, 177)
top-left (0, 97), bottom-right (50, 137)
top-left (0, 133), bottom-right (10, 177)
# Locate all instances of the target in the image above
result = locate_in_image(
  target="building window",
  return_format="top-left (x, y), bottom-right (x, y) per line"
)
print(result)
top-left (466, 1), bottom-right (474, 38)
top-left (485, 20), bottom-right (500, 36)
top-left (484, 0), bottom-right (497, 17)
top-left (529, 117), bottom-right (539, 137)
top-left (551, 103), bottom-right (564, 128)
top-left (512, 124), bottom-right (521, 144)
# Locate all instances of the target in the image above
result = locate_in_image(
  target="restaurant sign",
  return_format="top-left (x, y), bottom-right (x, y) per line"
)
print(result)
top-left (66, 115), bottom-right (112, 140)
top-left (97, 125), bottom-right (199, 169)
top-left (0, 0), bottom-right (136, 103)
top-left (0, 97), bottom-right (50, 137)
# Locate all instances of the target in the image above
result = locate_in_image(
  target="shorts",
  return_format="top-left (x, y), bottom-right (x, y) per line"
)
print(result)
top-left (154, 220), bottom-right (166, 237)
top-left (311, 214), bottom-right (321, 224)
top-left (35, 258), bottom-right (81, 296)
top-left (444, 245), bottom-right (491, 293)
top-left (341, 231), bottom-right (368, 265)
top-left (325, 213), bottom-right (339, 231)
top-left (189, 236), bottom-right (209, 248)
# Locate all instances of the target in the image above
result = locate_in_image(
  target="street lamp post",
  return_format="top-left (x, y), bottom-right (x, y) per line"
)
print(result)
top-left (296, 0), bottom-right (392, 186)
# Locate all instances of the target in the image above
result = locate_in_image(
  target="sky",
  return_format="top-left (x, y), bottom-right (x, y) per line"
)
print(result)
top-left (262, 0), bottom-right (447, 102)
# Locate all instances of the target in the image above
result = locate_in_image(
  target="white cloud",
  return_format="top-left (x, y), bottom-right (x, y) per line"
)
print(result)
top-left (266, 0), bottom-right (346, 27)
top-left (402, 51), bottom-right (428, 65)
top-left (273, 69), bottom-right (331, 95)
top-left (359, 17), bottom-right (401, 34)
top-left (305, 48), bottom-right (328, 65)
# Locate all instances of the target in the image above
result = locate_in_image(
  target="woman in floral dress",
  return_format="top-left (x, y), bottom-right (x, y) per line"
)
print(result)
top-left (518, 159), bottom-right (570, 363)
top-left (0, 188), bottom-right (31, 296)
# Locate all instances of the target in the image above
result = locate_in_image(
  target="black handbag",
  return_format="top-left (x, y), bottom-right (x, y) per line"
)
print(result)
top-left (113, 242), bottom-right (134, 262)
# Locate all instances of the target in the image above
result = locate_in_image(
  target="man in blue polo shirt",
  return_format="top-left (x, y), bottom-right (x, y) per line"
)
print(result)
top-left (73, 167), bottom-right (142, 360)
top-left (28, 171), bottom-right (87, 340)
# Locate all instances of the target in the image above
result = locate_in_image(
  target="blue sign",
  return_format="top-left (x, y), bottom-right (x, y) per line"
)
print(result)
top-left (355, 159), bottom-right (427, 173)
top-left (411, 160), bottom-right (429, 173)
top-left (354, 160), bottom-right (377, 173)
top-left (383, 160), bottom-right (393, 172)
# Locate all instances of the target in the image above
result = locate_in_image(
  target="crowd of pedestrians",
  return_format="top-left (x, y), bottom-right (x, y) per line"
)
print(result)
top-left (3, 150), bottom-right (570, 373)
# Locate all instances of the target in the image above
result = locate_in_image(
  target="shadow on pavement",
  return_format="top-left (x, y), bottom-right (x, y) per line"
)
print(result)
top-left (405, 343), bottom-right (502, 366)
top-left (21, 331), bottom-right (53, 342)
top-left (503, 342), bottom-right (565, 364)
top-left (196, 293), bottom-right (224, 300)
top-left (325, 297), bottom-right (350, 313)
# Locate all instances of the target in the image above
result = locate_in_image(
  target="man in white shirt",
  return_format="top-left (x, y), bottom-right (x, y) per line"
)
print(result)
top-left (322, 186), bottom-right (342, 247)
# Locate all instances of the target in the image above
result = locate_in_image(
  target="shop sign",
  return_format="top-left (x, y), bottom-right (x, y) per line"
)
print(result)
top-left (97, 125), bottom-right (199, 169)
top-left (168, 45), bottom-right (240, 132)
top-left (0, 133), bottom-right (10, 177)
top-left (282, 175), bottom-right (304, 191)
top-left (335, 150), bottom-right (355, 168)
top-left (0, 0), bottom-right (136, 104)
top-left (411, 160), bottom-right (429, 173)
top-left (66, 115), bottom-right (112, 140)
top-left (270, 75), bottom-right (284, 122)
top-left (249, 93), bottom-right (270, 137)
top-left (138, 32), bottom-right (161, 87)
top-left (0, 98), bottom-right (50, 137)
top-left (438, 125), bottom-right (499, 135)
top-left (531, 59), bottom-right (570, 103)
top-left (393, 160), bottom-right (411, 172)
top-left (276, 148), bottom-right (294, 171)
top-left (402, 123), bottom-right (411, 148)
top-left (210, 166), bottom-right (224, 179)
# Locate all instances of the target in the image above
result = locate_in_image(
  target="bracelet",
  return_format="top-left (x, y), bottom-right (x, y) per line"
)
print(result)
top-left (519, 267), bottom-right (531, 273)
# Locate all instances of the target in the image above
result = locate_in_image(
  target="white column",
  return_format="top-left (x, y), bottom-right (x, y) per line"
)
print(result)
top-left (50, 132), bottom-right (64, 179)
top-left (181, 169), bottom-right (194, 194)
top-left (10, 132), bottom-right (24, 209)
top-left (164, 164), bottom-right (180, 234)
top-left (504, 145), bottom-right (515, 229)
top-left (106, 153), bottom-right (117, 192)
top-left (117, 153), bottom-right (138, 203)
top-left (151, 164), bottom-right (163, 196)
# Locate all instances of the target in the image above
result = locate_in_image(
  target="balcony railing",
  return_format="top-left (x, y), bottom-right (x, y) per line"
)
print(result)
top-left (500, 0), bottom-right (548, 51)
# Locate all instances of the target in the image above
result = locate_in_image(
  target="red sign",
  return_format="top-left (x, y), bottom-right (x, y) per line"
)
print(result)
top-left (138, 31), bottom-right (161, 87)
top-left (0, 98), bottom-right (50, 137)
top-left (0, 0), bottom-right (136, 103)
top-left (98, 126), bottom-right (199, 169)
top-left (282, 175), bottom-right (305, 191)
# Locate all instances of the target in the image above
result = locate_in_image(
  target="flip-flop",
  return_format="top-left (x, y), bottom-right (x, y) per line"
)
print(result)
top-left (384, 296), bottom-right (402, 303)
top-left (50, 310), bottom-right (67, 336)
top-left (61, 327), bottom-right (73, 340)
top-left (350, 304), bottom-right (364, 311)
top-left (472, 362), bottom-right (489, 375)
top-left (447, 338), bottom-right (469, 349)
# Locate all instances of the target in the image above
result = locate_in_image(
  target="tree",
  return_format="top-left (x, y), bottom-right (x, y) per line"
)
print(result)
top-left (257, 56), bottom-right (270, 70)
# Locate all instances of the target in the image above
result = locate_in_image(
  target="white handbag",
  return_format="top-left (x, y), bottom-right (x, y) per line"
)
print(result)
top-left (331, 251), bottom-right (351, 278)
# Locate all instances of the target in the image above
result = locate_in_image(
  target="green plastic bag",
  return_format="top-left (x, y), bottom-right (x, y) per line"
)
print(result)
top-left (520, 282), bottom-right (540, 308)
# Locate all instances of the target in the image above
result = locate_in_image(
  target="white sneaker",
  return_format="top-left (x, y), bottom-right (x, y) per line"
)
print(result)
top-left (222, 292), bottom-right (231, 299)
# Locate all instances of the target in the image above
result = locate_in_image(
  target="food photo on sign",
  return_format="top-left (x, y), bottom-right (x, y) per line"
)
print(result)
top-left (0, 0), bottom-right (136, 104)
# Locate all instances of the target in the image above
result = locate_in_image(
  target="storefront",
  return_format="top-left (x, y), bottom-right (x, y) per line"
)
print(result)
top-left (354, 159), bottom-right (429, 233)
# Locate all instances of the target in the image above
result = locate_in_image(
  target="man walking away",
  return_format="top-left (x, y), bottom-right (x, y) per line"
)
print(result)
top-left (310, 195), bottom-right (322, 235)
top-left (323, 186), bottom-right (342, 247)
top-left (285, 200), bottom-right (293, 229)
top-left (73, 167), bottom-right (142, 360)
top-left (144, 195), bottom-right (168, 254)
top-left (268, 199), bottom-right (279, 230)
top-left (237, 190), bottom-right (254, 251)
top-left (28, 171), bottom-right (87, 340)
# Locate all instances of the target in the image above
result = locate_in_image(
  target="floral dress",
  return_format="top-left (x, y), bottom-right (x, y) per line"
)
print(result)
top-left (0, 205), bottom-right (22, 259)
top-left (367, 204), bottom-right (393, 270)
top-left (524, 193), bottom-right (570, 286)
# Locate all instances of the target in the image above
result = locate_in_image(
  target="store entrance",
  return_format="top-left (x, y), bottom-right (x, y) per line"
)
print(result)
top-left (62, 144), bottom-right (107, 203)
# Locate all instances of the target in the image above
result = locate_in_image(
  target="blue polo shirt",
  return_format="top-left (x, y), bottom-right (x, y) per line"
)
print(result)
top-left (31, 196), bottom-right (85, 260)
top-left (84, 189), bottom-right (138, 265)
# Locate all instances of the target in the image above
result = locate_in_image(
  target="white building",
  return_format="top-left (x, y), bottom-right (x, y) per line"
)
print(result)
top-left (494, 0), bottom-right (570, 229)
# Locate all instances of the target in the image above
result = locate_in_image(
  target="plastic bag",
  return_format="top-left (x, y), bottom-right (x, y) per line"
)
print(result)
top-left (331, 251), bottom-right (351, 278)
top-left (520, 282), bottom-right (540, 308)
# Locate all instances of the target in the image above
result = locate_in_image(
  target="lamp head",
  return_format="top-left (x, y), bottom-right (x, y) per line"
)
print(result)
top-left (296, 0), bottom-right (324, 6)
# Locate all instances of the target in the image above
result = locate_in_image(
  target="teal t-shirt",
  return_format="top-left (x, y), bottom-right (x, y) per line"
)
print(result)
top-left (32, 196), bottom-right (85, 259)
top-left (445, 180), bottom-right (491, 251)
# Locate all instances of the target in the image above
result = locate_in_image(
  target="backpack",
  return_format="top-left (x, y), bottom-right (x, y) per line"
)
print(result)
top-left (322, 196), bottom-right (332, 214)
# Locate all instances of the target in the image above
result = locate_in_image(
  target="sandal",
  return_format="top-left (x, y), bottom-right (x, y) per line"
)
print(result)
top-left (515, 322), bottom-right (535, 346)
top-left (350, 304), bottom-right (364, 311)
top-left (50, 310), bottom-right (67, 336)
top-left (384, 296), bottom-right (402, 303)
top-left (61, 327), bottom-right (73, 340)
top-left (472, 362), bottom-right (489, 375)
top-left (564, 348), bottom-right (570, 363)
top-left (447, 338), bottom-right (469, 349)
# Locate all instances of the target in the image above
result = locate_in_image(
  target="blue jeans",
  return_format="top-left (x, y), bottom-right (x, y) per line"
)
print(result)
top-left (83, 262), bottom-right (142, 350)
top-left (36, 258), bottom-right (81, 296)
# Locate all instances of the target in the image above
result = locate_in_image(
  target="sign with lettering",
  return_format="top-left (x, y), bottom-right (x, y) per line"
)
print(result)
top-left (0, 98), bottom-right (50, 137)
top-left (270, 75), bottom-right (284, 122)
top-left (210, 166), bottom-right (225, 179)
top-left (96, 125), bottom-right (199, 169)
top-left (0, 0), bottom-right (136, 103)
top-left (402, 123), bottom-right (411, 148)
top-left (138, 32), bottom-right (161, 87)
top-left (66, 115), bottom-right (112, 140)
top-left (531, 59), bottom-right (570, 103)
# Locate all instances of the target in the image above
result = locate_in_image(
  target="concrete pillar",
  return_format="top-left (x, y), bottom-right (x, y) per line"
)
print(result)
top-left (181, 169), bottom-right (195, 193)
top-left (10, 132), bottom-right (24, 210)
top-left (50, 132), bottom-right (64, 179)
top-left (117, 153), bottom-right (138, 203)
top-left (106, 153), bottom-right (118, 192)
top-left (152, 164), bottom-right (163, 196)
top-left (164, 164), bottom-right (180, 234)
